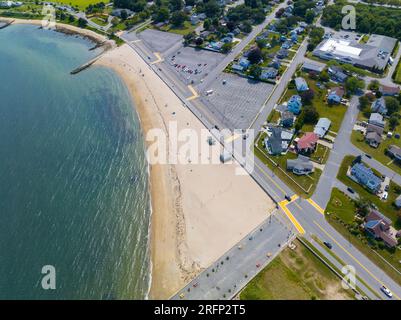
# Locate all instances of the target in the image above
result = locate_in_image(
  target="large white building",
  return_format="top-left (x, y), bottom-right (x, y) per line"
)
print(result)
top-left (313, 34), bottom-right (397, 73)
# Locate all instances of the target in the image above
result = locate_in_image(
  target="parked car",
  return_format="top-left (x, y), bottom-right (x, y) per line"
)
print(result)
top-left (381, 191), bottom-right (388, 200)
top-left (381, 286), bottom-right (393, 298)
top-left (285, 195), bottom-right (291, 202)
top-left (347, 187), bottom-right (355, 194)
top-left (365, 153), bottom-right (372, 159)
top-left (323, 242), bottom-right (333, 249)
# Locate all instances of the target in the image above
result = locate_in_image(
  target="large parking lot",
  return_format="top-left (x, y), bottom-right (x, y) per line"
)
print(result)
top-left (200, 73), bottom-right (275, 130)
top-left (164, 47), bottom-right (225, 86)
top-left (137, 29), bottom-right (183, 54)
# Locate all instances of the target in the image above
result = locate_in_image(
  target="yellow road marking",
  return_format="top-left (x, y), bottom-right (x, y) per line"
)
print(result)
top-left (225, 133), bottom-right (241, 143)
top-left (313, 221), bottom-right (400, 300)
top-left (307, 198), bottom-right (325, 215)
top-left (151, 52), bottom-right (164, 64)
top-left (278, 198), bottom-right (305, 234)
top-left (186, 85), bottom-right (199, 101)
top-left (254, 161), bottom-right (287, 196)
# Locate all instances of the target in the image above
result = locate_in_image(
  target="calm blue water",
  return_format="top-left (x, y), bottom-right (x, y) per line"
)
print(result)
top-left (0, 24), bottom-right (151, 299)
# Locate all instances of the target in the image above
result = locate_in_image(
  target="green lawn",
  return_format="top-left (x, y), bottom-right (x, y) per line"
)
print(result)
top-left (240, 238), bottom-right (354, 300)
top-left (325, 189), bottom-right (401, 286)
top-left (351, 130), bottom-right (401, 176)
top-left (53, 0), bottom-right (108, 10)
top-left (158, 21), bottom-right (197, 36)
top-left (325, 187), bottom-right (356, 224)
top-left (90, 17), bottom-right (108, 26)
top-left (310, 143), bottom-right (330, 164)
top-left (337, 155), bottom-right (401, 226)
top-left (255, 132), bottom-right (322, 197)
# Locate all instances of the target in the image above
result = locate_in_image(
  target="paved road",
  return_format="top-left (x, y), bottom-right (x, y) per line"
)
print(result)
top-left (117, 5), bottom-right (401, 300)
top-left (171, 213), bottom-right (295, 300)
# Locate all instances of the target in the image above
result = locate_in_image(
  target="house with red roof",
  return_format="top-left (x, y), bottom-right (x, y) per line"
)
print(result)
top-left (364, 209), bottom-right (399, 248)
top-left (296, 132), bottom-right (319, 154)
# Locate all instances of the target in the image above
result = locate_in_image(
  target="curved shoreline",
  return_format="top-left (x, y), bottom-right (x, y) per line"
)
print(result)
top-left (0, 17), bottom-right (112, 46)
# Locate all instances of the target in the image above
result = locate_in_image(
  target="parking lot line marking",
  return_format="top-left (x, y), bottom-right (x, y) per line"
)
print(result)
top-left (278, 200), bottom-right (305, 234)
top-left (313, 220), bottom-right (400, 300)
top-left (187, 85), bottom-right (199, 101)
top-left (151, 52), bottom-right (164, 64)
top-left (306, 198), bottom-right (325, 215)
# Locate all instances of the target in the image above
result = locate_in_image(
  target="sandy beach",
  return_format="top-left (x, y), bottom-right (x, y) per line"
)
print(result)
top-left (96, 44), bottom-right (276, 299)
top-left (0, 17), bottom-right (111, 45)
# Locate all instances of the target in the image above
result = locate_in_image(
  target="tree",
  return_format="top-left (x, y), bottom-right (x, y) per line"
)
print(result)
top-left (302, 105), bottom-right (319, 124)
top-left (305, 9), bottom-right (315, 24)
top-left (203, 18), bottom-right (211, 30)
top-left (358, 95), bottom-right (369, 111)
top-left (247, 47), bottom-right (263, 64)
top-left (319, 70), bottom-right (329, 82)
top-left (169, 0), bottom-right (183, 11)
top-left (170, 11), bottom-right (186, 27)
top-left (368, 80), bottom-right (380, 92)
top-left (256, 38), bottom-right (267, 49)
top-left (385, 96), bottom-right (400, 115)
top-left (195, 37), bottom-right (204, 46)
top-left (154, 6), bottom-right (170, 22)
top-left (345, 76), bottom-right (365, 96)
top-left (249, 64), bottom-right (262, 79)
top-left (78, 18), bottom-right (88, 28)
top-left (355, 197), bottom-right (371, 217)
top-left (389, 114), bottom-right (399, 130)
top-left (300, 89), bottom-right (315, 105)
top-left (204, 0), bottom-right (221, 18)
top-left (221, 42), bottom-right (234, 53)
top-left (241, 21), bottom-right (252, 33)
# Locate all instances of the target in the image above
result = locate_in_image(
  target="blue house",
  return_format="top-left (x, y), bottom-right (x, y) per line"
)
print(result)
top-left (350, 162), bottom-right (382, 193)
top-left (287, 95), bottom-right (302, 114)
top-left (239, 57), bottom-right (251, 69)
top-left (327, 87), bottom-right (344, 104)
top-left (260, 67), bottom-right (278, 80)
top-left (371, 97), bottom-right (388, 115)
top-left (295, 77), bottom-right (309, 92)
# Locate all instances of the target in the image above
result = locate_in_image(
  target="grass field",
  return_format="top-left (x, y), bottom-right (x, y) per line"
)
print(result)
top-left (337, 155), bottom-right (401, 226)
top-left (240, 238), bottom-right (354, 300)
top-left (325, 188), bottom-right (401, 286)
top-left (158, 21), bottom-right (197, 35)
top-left (325, 187), bottom-right (356, 224)
top-left (52, 0), bottom-right (109, 10)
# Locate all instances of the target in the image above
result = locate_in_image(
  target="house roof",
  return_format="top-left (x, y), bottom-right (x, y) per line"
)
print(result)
top-left (287, 155), bottom-right (314, 171)
top-left (295, 77), bottom-right (308, 90)
top-left (380, 85), bottom-right (399, 95)
top-left (302, 61), bottom-right (325, 73)
top-left (369, 112), bottom-right (384, 124)
top-left (388, 145), bottom-right (401, 158)
top-left (351, 163), bottom-right (382, 190)
top-left (366, 131), bottom-right (382, 143)
top-left (371, 97), bottom-right (387, 114)
top-left (314, 118), bottom-right (331, 137)
top-left (329, 87), bottom-right (345, 98)
top-left (366, 123), bottom-right (384, 135)
top-left (297, 132), bottom-right (319, 150)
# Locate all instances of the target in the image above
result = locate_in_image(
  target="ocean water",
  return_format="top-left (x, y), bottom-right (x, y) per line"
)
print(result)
top-left (0, 24), bottom-right (151, 299)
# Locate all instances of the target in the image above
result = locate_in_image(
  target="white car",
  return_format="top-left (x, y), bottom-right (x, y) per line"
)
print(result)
top-left (381, 286), bottom-right (393, 298)
top-left (381, 192), bottom-right (388, 200)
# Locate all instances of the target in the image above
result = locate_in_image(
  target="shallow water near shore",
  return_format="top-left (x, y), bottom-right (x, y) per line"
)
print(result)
top-left (0, 24), bottom-right (151, 299)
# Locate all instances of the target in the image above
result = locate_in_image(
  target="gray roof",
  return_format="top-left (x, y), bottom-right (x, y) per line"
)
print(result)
top-left (314, 118), bottom-right (331, 137)
top-left (287, 155), bottom-right (314, 171)
top-left (369, 112), bottom-right (385, 126)
top-left (302, 61), bottom-right (325, 73)
top-left (313, 34), bottom-right (397, 71)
